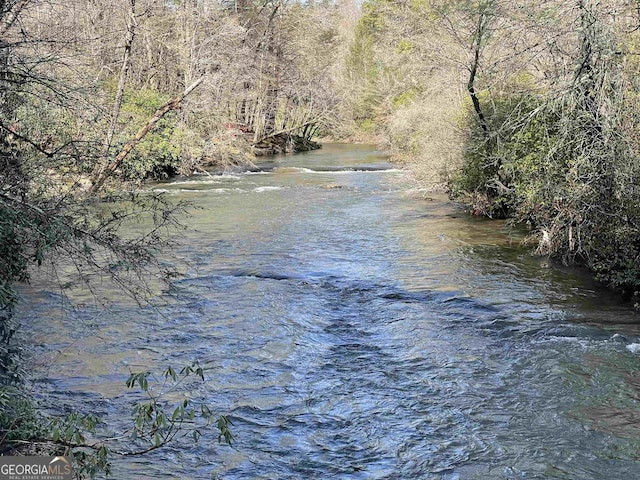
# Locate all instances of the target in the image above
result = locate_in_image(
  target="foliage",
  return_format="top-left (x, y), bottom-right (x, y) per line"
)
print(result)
top-left (338, 0), bottom-right (468, 186)
top-left (450, 0), bottom-right (640, 301)
top-left (76, 362), bottom-right (232, 477)
top-left (1, 363), bottom-right (233, 478)
top-left (344, 4), bottom-right (382, 130)
top-left (127, 363), bottom-right (233, 445)
top-left (116, 88), bottom-right (185, 182)
top-left (450, 93), bottom-right (549, 217)
top-left (0, 387), bottom-right (44, 445)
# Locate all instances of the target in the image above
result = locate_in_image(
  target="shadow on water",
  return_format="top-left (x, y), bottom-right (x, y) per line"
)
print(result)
top-left (16, 144), bottom-right (640, 479)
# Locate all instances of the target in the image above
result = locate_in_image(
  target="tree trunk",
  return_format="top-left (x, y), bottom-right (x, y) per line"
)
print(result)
top-left (180, 0), bottom-right (197, 89)
top-left (104, 0), bottom-right (137, 156)
top-left (468, 12), bottom-right (488, 134)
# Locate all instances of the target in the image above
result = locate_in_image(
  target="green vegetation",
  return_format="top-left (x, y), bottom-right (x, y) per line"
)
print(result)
top-left (341, 0), bottom-right (640, 304)
top-left (0, 364), bottom-right (232, 477)
top-left (449, 1), bottom-right (640, 302)
top-left (0, 388), bottom-right (44, 444)
top-left (4, 0), bottom-right (640, 475)
top-left (118, 88), bottom-right (184, 181)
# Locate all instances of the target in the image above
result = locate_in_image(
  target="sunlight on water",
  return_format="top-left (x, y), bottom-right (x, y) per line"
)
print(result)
top-left (18, 144), bottom-right (640, 479)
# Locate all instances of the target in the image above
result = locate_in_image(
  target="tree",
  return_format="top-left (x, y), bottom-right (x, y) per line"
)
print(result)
top-left (448, 0), bottom-right (640, 300)
top-left (0, 1), bottom-right (228, 474)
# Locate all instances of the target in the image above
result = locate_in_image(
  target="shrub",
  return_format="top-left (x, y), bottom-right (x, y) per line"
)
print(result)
top-left (387, 86), bottom-right (463, 191)
top-left (0, 388), bottom-right (44, 444)
top-left (451, 63), bottom-right (640, 301)
top-left (116, 88), bottom-right (185, 182)
top-left (450, 93), bottom-right (547, 217)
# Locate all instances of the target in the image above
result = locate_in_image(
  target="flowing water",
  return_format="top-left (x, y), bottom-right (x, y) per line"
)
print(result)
top-left (18, 144), bottom-right (640, 479)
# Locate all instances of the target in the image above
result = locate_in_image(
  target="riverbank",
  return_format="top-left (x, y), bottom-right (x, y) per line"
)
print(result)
top-left (17, 144), bottom-right (640, 478)
top-left (5, 143), bottom-right (640, 478)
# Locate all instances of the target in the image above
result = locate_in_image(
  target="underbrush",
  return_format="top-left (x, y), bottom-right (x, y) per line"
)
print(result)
top-left (386, 86), bottom-right (464, 192)
top-left (450, 85), bottom-right (640, 303)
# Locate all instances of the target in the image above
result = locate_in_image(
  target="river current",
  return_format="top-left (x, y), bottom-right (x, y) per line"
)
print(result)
top-left (19, 144), bottom-right (640, 479)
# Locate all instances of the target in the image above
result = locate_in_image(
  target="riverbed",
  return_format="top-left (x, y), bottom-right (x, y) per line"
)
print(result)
top-left (20, 144), bottom-right (640, 479)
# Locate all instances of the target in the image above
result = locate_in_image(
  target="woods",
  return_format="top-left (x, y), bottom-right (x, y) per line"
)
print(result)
top-left (0, 0), bottom-right (354, 473)
top-left (4, 0), bottom-right (640, 476)
top-left (342, 0), bottom-right (640, 303)
top-left (2, 0), bottom-right (344, 188)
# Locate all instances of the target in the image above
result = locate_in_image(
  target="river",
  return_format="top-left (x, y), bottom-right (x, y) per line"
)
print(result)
top-left (19, 144), bottom-right (640, 479)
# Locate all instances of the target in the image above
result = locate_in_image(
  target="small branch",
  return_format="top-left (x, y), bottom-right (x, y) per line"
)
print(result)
top-left (8, 437), bottom-right (169, 457)
top-left (0, 122), bottom-right (53, 157)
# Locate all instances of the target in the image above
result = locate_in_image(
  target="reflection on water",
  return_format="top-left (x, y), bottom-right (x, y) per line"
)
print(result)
top-left (17, 144), bottom-right (640, 479)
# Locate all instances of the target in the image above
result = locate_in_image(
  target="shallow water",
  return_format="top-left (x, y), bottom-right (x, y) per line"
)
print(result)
top-left (19, 144), bottom-right (640, 479)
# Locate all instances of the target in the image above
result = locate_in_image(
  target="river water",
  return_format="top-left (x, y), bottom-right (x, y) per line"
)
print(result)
top-left (19, 144), bottom-right (640, 478)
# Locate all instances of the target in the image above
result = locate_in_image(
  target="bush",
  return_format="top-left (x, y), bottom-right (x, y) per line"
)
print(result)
top-left (451, 63), bottom-right (640, 301)
top-left (0, 388), bottom-right (44, 445)
top-left (116, 88), bottom-right (186, 181)
top-left (386, 85), bottom-right (463, 191)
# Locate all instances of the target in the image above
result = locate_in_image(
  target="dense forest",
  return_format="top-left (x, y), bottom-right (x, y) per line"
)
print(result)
top-left (3, 0), bottom-right (640, 475)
